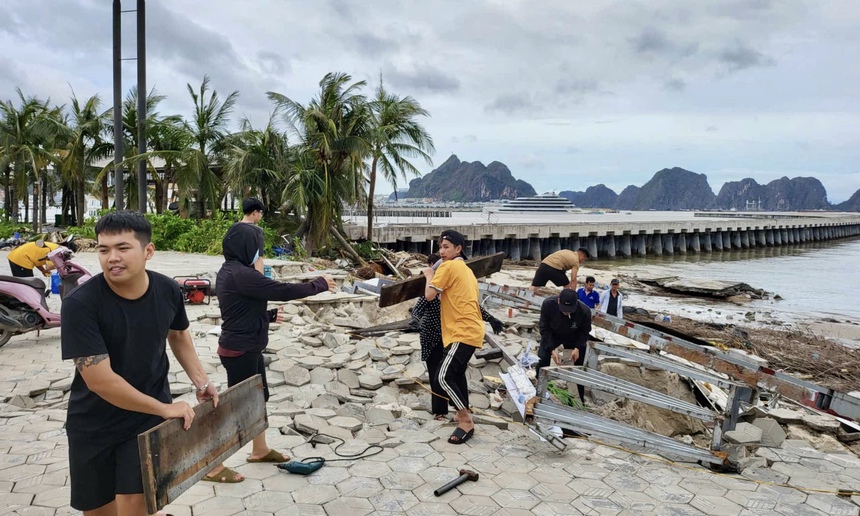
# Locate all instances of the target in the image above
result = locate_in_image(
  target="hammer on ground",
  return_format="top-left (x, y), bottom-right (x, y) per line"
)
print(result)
top-left (434, 469), bottom-right (479, 496)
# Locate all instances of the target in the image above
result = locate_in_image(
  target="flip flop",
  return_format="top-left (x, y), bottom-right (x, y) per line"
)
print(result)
top-left (448, 427), bottom-right (474, 445)
top-left (246, 449), bottom-right (289, 463)
top-left (202, 467), bottom-right (244, 483)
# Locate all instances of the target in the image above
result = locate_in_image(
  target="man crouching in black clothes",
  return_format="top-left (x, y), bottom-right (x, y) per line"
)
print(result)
top-left (536, 289), bottom-right (592, 402)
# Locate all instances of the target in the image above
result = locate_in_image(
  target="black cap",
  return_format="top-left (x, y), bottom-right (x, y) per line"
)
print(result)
top-left (611, 278), bottom-right (620, 285)
top-left (577, 247), bottom-right (592, 259)
top-left (559, 289), bottom-right (578, 310)
top-left (440, 230), bottom-right (468, 259)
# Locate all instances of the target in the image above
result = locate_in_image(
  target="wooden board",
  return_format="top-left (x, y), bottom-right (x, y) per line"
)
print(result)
top-left (378, 252), bottom-right (506, 307)
top-left (138, 375), bottom-right (268, 514)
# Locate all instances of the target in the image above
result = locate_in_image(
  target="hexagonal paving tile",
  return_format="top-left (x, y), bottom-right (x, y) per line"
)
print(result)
top-left (609, 490), bottom-right (662, 512)
top-left (804, 494), bottom-right (860, 516)
top-left (213, 478), bottom-right (263, 498)
top-left (644, 483), bottom-right (695, 504)
top-left (336, 476), bottom-right (385, 498)
top-left (405, 502), bottom-right (458, 516)
top-left (261, 470), bottom-right (310, 492)
top-left (242, 490), bottom-right (296, 512)
top-left (689, 494), bottom-right (745, 515)
top-left (380, 471), bottom-right (425, 490)
top-left (291, 484), bottom-right (339, 505)
top-left (418, 466), bottom-right (461, 485)
top-left (369, 489), bottom-right (420, 512)
top-left (567, 478), bottom-right (614, 497)
top-left (530, 481), bottom-right (579, 503)
top-left (678, 476), bottom-right (728, 497)
top-left (306, 465), bottom-right (350, 485)
top-left (388, 456), bottom-right (432, 474)
top-left (604, 473), bottom-right (650, 493)
top-left (571, 493), bottom-right (625, 515)
top-left (456, 475), bottom-right (502, 497)
top-left (349, 459), bottom-right (392, 478)
top-left (773, 502), bottom-right (831, 516)
top-left (397, 442), bottom-right (436, 458)
top-left (192, 495), bottom-right (246, 515)
top-left (530, 501), bottom-right (586, 515)
top-left (323, 496), bottom-right (374, 516)
top-left (171, 483), bottom-right (216, 506)
top-left (726, 489), bottom-right (782, 511)
top-left (493, 472), bottom-right (539, 491)
top-left (449, 494), bottom-right (501, 515)
top-left (491, 489), bottom-right (542, 511)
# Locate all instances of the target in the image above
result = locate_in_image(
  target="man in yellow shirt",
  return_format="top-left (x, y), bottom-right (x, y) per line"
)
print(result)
top-left (423, 229), bottom-right (484, 445)
top-left (8, 240), bottom-right (76, 277)
top-left (530, 247), bottom-right (591, 292)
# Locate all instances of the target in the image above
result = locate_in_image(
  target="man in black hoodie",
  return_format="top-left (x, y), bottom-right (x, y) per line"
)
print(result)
top-left (203, 223), bottom-right (335, 483)
top-left (536, 288), bottom-right (592, 402)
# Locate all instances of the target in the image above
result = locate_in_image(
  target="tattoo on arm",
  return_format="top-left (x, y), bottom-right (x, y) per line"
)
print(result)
top-left (74, 354), bottom-right (109, 372)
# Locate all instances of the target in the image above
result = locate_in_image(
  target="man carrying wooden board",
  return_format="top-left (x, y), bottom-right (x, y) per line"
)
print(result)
top-left (61, 211), bottom-right (218, 516)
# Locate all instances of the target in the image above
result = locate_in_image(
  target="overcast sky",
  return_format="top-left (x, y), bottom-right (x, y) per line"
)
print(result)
top-left (2, 0), bottom-right (858, 201)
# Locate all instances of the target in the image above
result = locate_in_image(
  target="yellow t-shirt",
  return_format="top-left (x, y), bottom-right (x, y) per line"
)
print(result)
top-left (8, 242), bottom-right (59, 269)
top-left (429, 259), bottom-right (485, 348)
top-left (541, 249), bottom-right (579, 271)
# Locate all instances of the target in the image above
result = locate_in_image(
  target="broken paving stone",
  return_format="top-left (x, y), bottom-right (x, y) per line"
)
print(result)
top-left (724, 422), bottom-right (763, 445)
top-left (752, 418), bottom-right (787, 448)
top-left (310, 367), bottom-right (335, 385)
top-left (365, 408), bottom-right (395, 426)
top-left (358, 374), bottom-right (383, 390)
top-left (311, 394), bottom-right (341, 410)
top-left (323, 333), bottom-right (350, 349)
top-left (299, 335), bottom-right (323, 348)
top-left (328, 353), bottom-right (351, 369)
top-left (737, 457), bottom-right (768, 472)
top-left (802, 414), bottom-right (841, 433)
top-left (351, 349), bottom-right (370, 361)
top-left (768, 408), bottom-right (805, 424)
top-left (272, 401), bottom-right (305, 418)
top-left (337, 369), bottom-right (360, 389)
top-left (336, 403), bottom-right (368, 423)
top-left (347, 361), bottom-right (367, 371)
top-left (369, 348), bottom-right (388, 361)
top-left (296, 356), bottom-right (327, 368)
top-left (325, 381), bottom-right (351, 401)
top-left (387, 355), bottom-right (410, 366)
top-left (329, 416), bottom-right (363, 433)
top-left (313, 424), bottom-right (354, 443)
top-left (170, 384), bottom-right (194, 396)
top-left (390, 346), bottom-right (413, 356)
top-left (389, 418), bottom-right (421, 432)
top-left (305, 408), bottom-right (337, 420)
top-left (284, 366), bottom-right (311, 387)
top-left (471, 394), bottom-right (490, 410)
top-left (294, 413), bottom-right (327, 434)
top-left (312, 348), bottom-right (334, 358)
top-left (8, 395), bottom-right (36, 410)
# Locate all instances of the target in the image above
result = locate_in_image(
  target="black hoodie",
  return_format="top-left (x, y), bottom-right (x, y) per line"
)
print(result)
top-left (216, 223), bottom-right (327, 354)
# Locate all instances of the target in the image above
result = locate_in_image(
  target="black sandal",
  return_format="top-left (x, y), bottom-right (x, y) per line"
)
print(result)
top-left (448, 427), bottom-right (474, 445)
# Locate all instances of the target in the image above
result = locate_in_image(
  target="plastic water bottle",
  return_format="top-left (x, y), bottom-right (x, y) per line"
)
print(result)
top-left (263, 265), bottom-right (273, 279)
top-left (51, 272), bottom-right (61, 295)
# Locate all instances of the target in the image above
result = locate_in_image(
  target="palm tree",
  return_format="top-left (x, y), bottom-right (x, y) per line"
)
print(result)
top-left (0, 90), bottom-right (67, 232)
top-left (182, 75), bottom-right (238, 217)
top-left (222, 117), bottom-right (291, 211)
top-left (268, 72), bottom-right (371, 250)
top-left (62, 92), bottom-right (111, 224)
top-left (365, 79), bottom-right (434, 241)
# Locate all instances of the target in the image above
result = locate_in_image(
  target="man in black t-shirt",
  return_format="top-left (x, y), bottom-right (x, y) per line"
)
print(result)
top-left (536, 289), bottom-right (593, 402)
top-left (61, 211), bottom-right (218, 515)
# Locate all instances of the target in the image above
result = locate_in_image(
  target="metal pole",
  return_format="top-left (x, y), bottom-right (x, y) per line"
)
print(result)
top-left (112, 0), bottom-right (124, 210)
top-left (136, 0), bottom-right (147, 212)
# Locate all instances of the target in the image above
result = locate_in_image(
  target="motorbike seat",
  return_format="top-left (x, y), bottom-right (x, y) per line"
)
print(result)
top-left (0, 275), bottom-right (47, 291)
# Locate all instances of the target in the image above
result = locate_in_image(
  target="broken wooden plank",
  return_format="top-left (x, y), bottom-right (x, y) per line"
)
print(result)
top-left (350, 318), bottom-right (416, 336)
top-left (138, 375), bottom-right (267, 514)
top-left (378, 252), bottom-right (505, 307)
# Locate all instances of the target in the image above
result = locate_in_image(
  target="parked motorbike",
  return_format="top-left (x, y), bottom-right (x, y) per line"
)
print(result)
top-left (0, 240), bottom-right (93, 348)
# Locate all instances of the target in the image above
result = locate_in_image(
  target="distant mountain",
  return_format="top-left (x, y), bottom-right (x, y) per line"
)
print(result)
top-left (837, 189), bottom-right (860, 211)
top-left (714, 178), bottom-right (768, 210)
top-left (402, 155), bottom-right (536, 202)
top-left (387, 188), bottom-right (409, 201)
top-left (559, 184), bottom-right (618, 208)
top-left (763, 177), bottom-right (829, 211)
top-left (715, 177), bottom-right (829, 211)
top-left (633, 167), bottom-right (716, 210)
top-left (614, 185), bottom-right (640, 210)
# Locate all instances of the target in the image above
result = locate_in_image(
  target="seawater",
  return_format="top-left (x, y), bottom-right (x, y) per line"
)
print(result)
top-left (607, 237), bottom-right (860, 322)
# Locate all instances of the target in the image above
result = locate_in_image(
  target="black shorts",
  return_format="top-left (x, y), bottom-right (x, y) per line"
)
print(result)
top-left (8, 260), bottom-right (33, 277)
top-left (68, 435), bottom-right (145, 511)
top-left (531, 263), bottom-right (569, 287)
top-left (220, 351), bottom-right (269, 401)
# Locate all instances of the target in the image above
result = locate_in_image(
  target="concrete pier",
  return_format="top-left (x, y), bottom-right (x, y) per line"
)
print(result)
top-left (348, 213), bottom-right (860, 260)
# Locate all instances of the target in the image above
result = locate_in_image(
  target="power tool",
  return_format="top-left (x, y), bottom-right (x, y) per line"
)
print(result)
top-left (276, 458), bottom-right (325, 475)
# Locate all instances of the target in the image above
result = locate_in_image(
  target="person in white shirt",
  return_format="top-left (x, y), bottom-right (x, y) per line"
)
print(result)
top-left (599, 278), bottom-right (624, 319)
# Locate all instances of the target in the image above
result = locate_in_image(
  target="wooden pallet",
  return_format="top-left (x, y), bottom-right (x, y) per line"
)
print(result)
top-left (138, 375), bottom-right (267, 513)
top-left (378, 252), bottom-right (505, 307)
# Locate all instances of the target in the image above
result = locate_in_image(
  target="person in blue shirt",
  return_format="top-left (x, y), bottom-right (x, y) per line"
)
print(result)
top-left (577, 276), bottom-right (600, 309)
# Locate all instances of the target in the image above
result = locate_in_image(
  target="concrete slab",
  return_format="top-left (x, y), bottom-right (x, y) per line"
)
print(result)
top-left (753, 417), bottom-right (787, 448)
top-left (724, 422), bottom-right (763, 445)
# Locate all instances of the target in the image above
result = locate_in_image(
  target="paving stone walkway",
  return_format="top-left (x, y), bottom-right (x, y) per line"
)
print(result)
top-left (2, 251), bottom-right (860, 515)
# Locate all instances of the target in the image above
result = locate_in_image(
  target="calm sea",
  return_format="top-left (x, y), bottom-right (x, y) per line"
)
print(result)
top-left (605, 237), bottom-right (860, 322)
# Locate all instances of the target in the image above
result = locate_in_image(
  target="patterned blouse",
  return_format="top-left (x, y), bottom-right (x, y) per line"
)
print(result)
top-left (412, 297), bottom-right (495, 361)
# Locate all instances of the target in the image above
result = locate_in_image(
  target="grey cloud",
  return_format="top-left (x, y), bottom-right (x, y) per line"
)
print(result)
top-left (385, 65), bottom-right (460, 94)
top-left (555, 79), bottom-right (602, 96)
top-left (719, 44), bottom-right (776, 71)
top-left (484, 94), bottom-right (533, 115)
top-left (706, 126), bottom-right (718, 132)
top-left (328, 0), bottom-right (355, 22)
top-left (664, 78), bottom-right (686, 91)
top-left (256, 51), bottom-right (289, 76)
top-left (631, 28), bottom-right (672, 54)
top-left (351, 32), bottom-right (400, 58)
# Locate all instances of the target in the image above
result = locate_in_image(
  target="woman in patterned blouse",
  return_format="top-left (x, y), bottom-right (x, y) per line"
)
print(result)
top-left (412, 254), bottom-right (504, 421)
